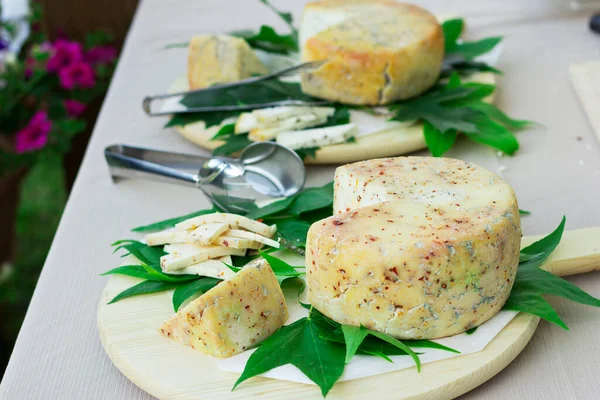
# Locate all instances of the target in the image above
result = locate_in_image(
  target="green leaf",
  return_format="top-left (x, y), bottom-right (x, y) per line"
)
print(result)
top-left (504, 292), bottom-right (568, 330)
top-left (450, 37), bottom-right (503, 60)
top-left (235, 25), bottom-right (298, 55)
top-left (319, 107), bottom-right (351, 128)
top-left (465, 327), bottom-right (477, 335)
top-left (132, 208), bottom-right (217, 232)
top-left (164, 110), bottom-right (242, 129)
top-left (259, 0), bottom-right (296, 34)
top-left (467, 102), bottom-right (532, 130)
top-left (341, 325), bottom-right (369, 364)
top-left (368, 331), bottom-right (421, 372)
top-left (112, 240), bottom-right (166, 268)
top-left (407, 340), bottom-right (460, 354)
top-left (286, 182), bottom-right (334, 216)
top-left (442, 19), bottom-right (464, 52)
top-left (211, 123), bottom-right (236, 140)
top-left (505, 216), bottom-right (600, 329)
top-left (101, 265), bottom-right (155, 280)
top-left (212, 133), bottom-right (253, 156)
top-left (423, 121), bottom-right (457, 157)
top-left (233, 316), bottom-right (346, 397)
top-left (295, 147), bottom-right (319, 160)
top-left (441, 60), bottom-right (502, 77)
top-left (273, 219), bottom-right (311, 249)
top-left (463, 115), bottom-right (519, 155)
top-left (172, 277), bottom-right (221, 312)
top-left (520, 216), bottom-right (565, 269)
top-left (260, 250), bottom-right (302, 278)
top-left (519, 209), bottom-right (531, 215)
top-left (108, 280), bottom-right (181, 304)
top-left (163, 41), bottom-right (189, 49)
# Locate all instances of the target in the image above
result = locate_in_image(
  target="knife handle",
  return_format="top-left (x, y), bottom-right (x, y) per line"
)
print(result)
top-left (521, 227), bottom-right (600, 277)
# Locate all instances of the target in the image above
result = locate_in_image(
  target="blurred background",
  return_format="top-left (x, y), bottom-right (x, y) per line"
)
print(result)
top-left (0, 0), bottom-right (138, 379)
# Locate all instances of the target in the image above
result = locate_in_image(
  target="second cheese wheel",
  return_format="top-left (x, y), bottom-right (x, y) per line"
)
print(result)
top-left (307, 157), bottom-right (521, 339)
top-left (300, 0), bottom-right (444, 105)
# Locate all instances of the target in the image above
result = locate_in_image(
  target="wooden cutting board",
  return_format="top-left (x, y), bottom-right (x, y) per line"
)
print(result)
top-left (97, 228), bottom-right (600, 399)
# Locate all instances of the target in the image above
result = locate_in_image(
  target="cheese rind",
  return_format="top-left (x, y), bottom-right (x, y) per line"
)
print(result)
top-left (160, 259), bottom-right (289, 358)
top-left (307, 157), bottom-right (521, 339)
top-left (188, 35), bottom-right (268, 90)
top-left (300, 1), bottom-right (444, 105)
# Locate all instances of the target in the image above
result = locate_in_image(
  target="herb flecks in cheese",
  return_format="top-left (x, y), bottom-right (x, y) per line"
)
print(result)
top-left (307, 157), bottom-right (521, 339)
top-left (160, 259), bottom-right (288, 358)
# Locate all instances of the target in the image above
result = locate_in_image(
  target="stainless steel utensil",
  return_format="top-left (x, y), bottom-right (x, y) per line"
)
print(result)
top-left (105, 142), bottom-right (306, 212)
top-left (142, 61), bottom-right (329, 116)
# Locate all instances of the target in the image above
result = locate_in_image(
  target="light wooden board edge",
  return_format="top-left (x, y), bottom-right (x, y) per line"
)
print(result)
top-left (170, 73), bottom-right (497, 165)
top-left (98, 273), bottom-right (537, 400)
top-left (570, 61), bottom-right (600, 146)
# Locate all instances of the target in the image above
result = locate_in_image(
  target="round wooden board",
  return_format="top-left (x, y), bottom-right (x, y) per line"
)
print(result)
top-left (169, 73), bottom-right (497, 165)
top-left (98, 274), bottom-right (539, 400)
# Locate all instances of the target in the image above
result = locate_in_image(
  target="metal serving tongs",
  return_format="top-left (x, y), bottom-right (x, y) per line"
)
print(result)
top-left (105, 142), bottom-right (306, 213)
top-left (142, 61), bottom-right (329, 116)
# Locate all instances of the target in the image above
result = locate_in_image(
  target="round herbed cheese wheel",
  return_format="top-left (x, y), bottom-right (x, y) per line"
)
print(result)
top-left (306, 157), bottom-right (521, 339)
top-left (300, 0), bottom-right (444, 105)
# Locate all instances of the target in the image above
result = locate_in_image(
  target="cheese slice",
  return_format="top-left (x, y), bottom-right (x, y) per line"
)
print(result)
top-left (226, 229), bottom-right (280, 248)
top-left (254, 106), bottom-right (335, 125)
top-left (188, 35), bottom-right (268, 90)
top-left (276, 123), bottom-right (357, 149)
top-left (213, 236), bottom-right (263, 250)
top-left (249, 113), bottom-right (328, 141)
top-left (307, 157), bottom-right (521, 339)
top-left (175, 213), bottom-right (274, 238)
top-left (145, 230), bottom-right (188, 246)
top-left (159, 258), bottom-right (289, 358)
top-left (300, 0), bottom-right (444, 105)
top-left (161, 245), bottom-right (246, 272)
top-left (187, 222), bottom-right (229, 246)
top-left (166, 256), bottom-right (235, 280)
top-left (234, 112), bottom-right (259, 134)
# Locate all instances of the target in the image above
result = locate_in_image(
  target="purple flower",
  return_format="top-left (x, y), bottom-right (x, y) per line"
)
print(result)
top-left (0, 39), bottom-right (8, 51)
top-left (46, 39), bottom-right (83, 73)
top-left (15, 111), bottom-right (52, 153)
top-left (58, 61), bottom-right (96, 90)
top-left (85, 46), bottom-right (117, 65)
top-left (64, 99), bottom-right (86, 117)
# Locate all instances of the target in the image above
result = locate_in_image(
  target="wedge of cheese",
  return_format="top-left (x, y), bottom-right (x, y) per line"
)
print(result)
top-left (188, 35), bottom-right (268, 90)
top-left (188, 223), bottom-right (229, 246)
top-left (160, 258), bottom-right (289, 358)
top-left (145, 230), bottom-right (188, 246)
top-left (299, 0), bottom-right (444, 105)
top-left (307, 157), bottom-right (521, 339)
top-left (276, 123), bottom-right (357, 150)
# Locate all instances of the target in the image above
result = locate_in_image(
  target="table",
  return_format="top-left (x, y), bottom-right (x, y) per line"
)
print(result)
top-left (2, 0), bottom-right (600, 398)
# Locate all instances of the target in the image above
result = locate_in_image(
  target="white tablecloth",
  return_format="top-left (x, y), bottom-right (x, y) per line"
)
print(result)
top-left (1, 0), bottom-right (600, 398)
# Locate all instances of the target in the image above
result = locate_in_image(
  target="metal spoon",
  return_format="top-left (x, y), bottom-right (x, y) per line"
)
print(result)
top-left (104, 142), bottom-right (306, 213)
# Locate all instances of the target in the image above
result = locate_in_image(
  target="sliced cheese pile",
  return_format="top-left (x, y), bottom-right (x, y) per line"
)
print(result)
top-left (307, 157), bottom-right (521, 340)
top-left (235, 106), bottom-right (335, 142)
top-left (300, 0), bottom-right (444, 105)
top-left (160, 258), bottom-right (288, 358)
top-left (145, 213), bottom-right (279, 278)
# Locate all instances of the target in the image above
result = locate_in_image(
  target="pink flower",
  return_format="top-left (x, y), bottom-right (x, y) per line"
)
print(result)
top-left (58, 61), bottom-right (96, 90)
top-left (46, 39), bottom-right (83, 73)
top-left (15, 111), bottom-right (52, 153)
top-left (85, 46), bottom-right (117, 65)
top-left (64, 99), bottom-right (86, 117)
